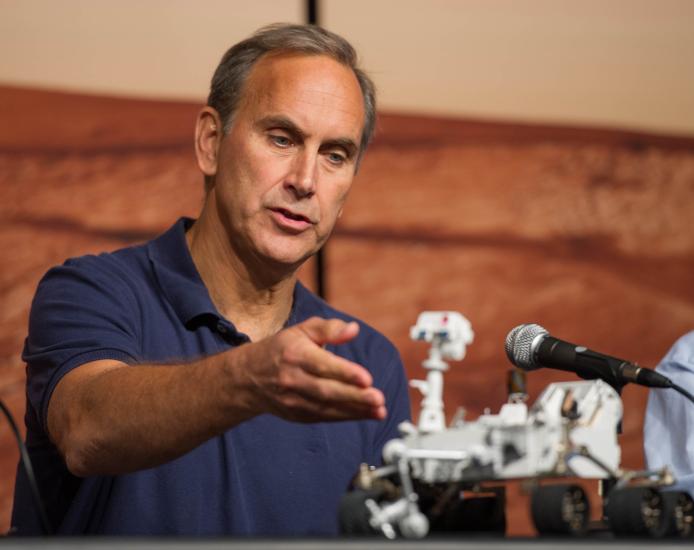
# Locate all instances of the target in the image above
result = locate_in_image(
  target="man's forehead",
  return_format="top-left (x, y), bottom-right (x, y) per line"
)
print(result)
top-left (247, 51), bottom-right (353, 87)
top-left (238, 52), bottom-right (365, 139)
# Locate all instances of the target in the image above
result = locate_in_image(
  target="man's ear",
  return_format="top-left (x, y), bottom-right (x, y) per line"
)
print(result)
top-left (195, 107), bottom-right (222, 178)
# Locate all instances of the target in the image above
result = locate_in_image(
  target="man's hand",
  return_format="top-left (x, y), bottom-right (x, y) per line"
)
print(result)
top-left (230, 317), bottom-right (386, 423)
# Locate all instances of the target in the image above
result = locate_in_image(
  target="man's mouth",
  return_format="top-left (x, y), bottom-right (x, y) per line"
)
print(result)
top-left (268, 207), bottom-right (316, 232)
top-left (272, 208), bottom-right (314, 224)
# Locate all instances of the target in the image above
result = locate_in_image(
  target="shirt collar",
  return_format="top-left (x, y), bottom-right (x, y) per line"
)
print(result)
top-left (147, 217), bottom-right (220, 328)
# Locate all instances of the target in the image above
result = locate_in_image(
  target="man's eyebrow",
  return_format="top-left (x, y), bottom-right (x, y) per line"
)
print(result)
top-left (256, 115), bottom-right (306, 139)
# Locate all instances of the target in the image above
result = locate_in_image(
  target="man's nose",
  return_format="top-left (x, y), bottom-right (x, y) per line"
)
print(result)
top-left (285, 150), bottom-right (317, 198)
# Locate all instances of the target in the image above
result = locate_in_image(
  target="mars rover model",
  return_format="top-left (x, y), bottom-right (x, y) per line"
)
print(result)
top-left (339, 312), bottom-right (694, 539)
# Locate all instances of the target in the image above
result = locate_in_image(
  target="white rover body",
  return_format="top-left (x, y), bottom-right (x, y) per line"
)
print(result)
top-left (340, 312), bottom-right (691, 539)
top-left (387, 379), bottom-right (622, 486)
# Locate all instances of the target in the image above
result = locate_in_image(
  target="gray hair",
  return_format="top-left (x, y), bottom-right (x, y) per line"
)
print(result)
top-left (207, 23), bottom-right (376, 160)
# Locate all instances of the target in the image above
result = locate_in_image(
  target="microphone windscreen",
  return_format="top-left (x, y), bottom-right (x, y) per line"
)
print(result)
top-left (505, 323), bottom-right (547, 370)
top-left (504, 324), bottom-right (524, 364)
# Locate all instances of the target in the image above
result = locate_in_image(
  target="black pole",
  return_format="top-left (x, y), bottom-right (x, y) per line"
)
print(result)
top-left (307, 0), bottom-right (319, 25)
top-left (315, 241), bottom-right (327, 300)
top-left (306, 0), bottom-right (327, 300)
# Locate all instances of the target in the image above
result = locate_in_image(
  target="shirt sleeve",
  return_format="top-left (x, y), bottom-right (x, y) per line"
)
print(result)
top-left (644, 331), bottom-right (694, 496)
top-left (22, 255), bottom-right (141, 434)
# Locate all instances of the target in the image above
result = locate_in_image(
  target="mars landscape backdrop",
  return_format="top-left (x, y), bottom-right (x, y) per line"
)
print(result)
top-left (1, 85), bottom-right (693, 534)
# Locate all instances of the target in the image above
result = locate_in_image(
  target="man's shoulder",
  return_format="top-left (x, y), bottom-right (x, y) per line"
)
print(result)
top-left (66, 240), bottom-right (148, 271)
top-left (659, 330), bottom-right (694, 373)
top-left (27, 241), bottom-right (154, 345)
top-left (671, 330), bottom-right (694, 352)
top-left (37, 240), bottom-right (151, 296)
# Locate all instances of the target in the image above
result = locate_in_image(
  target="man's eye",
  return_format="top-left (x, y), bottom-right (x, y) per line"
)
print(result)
top-left (326, 152), bottom-right (346, 165)
top-left (270, 135), bottom-right (292, 147)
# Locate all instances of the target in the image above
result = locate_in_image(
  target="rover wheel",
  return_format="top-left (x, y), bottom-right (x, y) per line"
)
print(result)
top-left (339, 489), bottom-right (380, 535)
top-left (606, 486), bottom-right (666, 537)
top-left (531, 484), bottom-right (590, 536)
top-left (398, 509), bottom-right (430, 539)
top-left (661, 491), bottom-right (694, 538)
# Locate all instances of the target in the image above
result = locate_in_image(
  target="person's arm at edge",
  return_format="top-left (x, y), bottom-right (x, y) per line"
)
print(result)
top-left (48, 317), bottom-right (386, 477)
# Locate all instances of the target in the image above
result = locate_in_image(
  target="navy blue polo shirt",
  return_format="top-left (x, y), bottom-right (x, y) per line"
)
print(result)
top-left (12, 218), bottom-right (410, 535)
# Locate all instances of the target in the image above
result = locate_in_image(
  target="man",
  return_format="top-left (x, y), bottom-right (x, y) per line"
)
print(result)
top-left (644, 331), bottom-right (694, 497)
top-left (12, 23), bottom-right (410, 535)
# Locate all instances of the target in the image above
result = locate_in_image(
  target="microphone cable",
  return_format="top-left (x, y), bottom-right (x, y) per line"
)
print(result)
top-left (0, 398), bottom-right (52, 534)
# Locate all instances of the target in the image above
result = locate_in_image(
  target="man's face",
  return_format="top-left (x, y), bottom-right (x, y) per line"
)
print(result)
top-left (210, 53), bottom-right (365, 270)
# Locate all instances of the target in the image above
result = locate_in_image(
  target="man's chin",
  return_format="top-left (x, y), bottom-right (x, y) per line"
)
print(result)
top-left (257, 243), bottom-right (319, 272)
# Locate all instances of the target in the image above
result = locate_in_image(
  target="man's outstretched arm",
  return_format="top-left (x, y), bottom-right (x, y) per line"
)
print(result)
top-left (47, 317), bottom-right (386, 477)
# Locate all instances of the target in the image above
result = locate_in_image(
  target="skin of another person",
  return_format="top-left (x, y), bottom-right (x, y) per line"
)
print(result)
top-left (46, 52), bottom-right (386, 478)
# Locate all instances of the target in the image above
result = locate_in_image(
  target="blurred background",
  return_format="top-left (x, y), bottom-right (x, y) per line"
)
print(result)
top-left (1, 0), bottom-right (693, 536)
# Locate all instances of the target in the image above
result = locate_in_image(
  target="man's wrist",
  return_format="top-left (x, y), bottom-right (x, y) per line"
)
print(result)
top-left (218, 344), bottom-right (264, 422)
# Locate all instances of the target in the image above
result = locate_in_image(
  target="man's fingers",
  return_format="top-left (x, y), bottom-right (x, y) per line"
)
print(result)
top-left (299, 317), bottom-right (360, 347)
top-left (290, 317), bottom-right (371, 386)
top-left (293, 373), bottom-right (385, 409)
top-left (273, 380), bottom-right (387, 423)
top-left (297, 344), bottom-right (373, 388)
top-left (330, 320), bottom-right (359, 345)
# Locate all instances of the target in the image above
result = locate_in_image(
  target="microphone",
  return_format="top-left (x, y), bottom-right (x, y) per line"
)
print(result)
top-left (505, 324), bottom-right (673, 390)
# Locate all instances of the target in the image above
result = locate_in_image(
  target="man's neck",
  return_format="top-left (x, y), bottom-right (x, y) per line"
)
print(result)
top-left (185, 212), bottom-right (297, 342)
